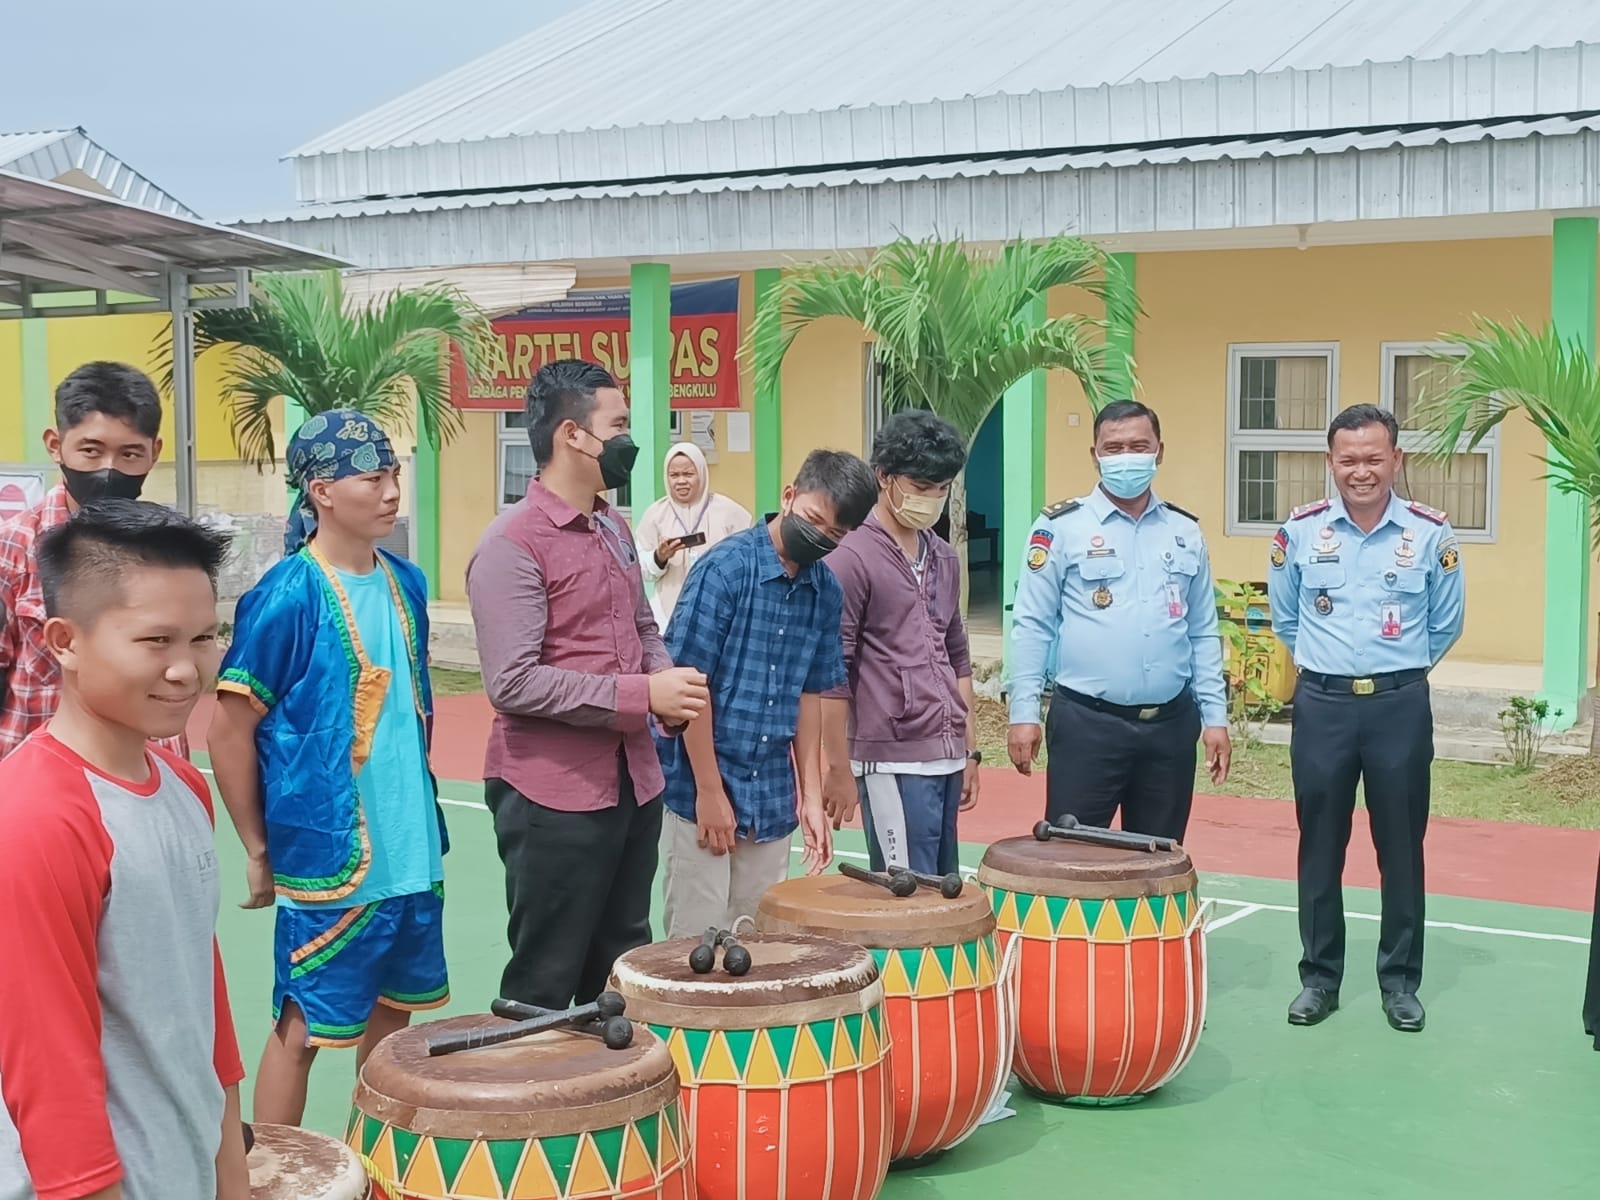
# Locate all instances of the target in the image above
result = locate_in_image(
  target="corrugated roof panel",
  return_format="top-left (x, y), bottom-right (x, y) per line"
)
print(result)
top-left (0, 130), bottom-right (75, 164)
top-left (0, 128), bottom-right (197, 218)
top-left (293, 0), bottom-right (1600, 158)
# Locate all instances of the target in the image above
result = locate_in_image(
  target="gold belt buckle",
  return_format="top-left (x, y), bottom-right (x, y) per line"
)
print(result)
top-left (1138, 706), bottom-right (1160, 721)
top-left (1351, 678), bottom-right (1376, 696)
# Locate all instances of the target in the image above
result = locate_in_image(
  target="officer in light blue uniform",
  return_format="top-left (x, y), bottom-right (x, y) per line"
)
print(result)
top-left (1007, 400), bottom-right (1231, 842)
top-left (1267, 402), bottom-right (1465, 1035)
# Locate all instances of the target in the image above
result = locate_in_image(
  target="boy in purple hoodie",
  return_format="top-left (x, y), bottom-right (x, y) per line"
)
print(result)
top-left (821, 411), bottom-right (979, 875)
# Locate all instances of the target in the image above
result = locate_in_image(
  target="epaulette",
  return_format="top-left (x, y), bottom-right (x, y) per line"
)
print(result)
top-left (1040, 498), bottom-right (1081, 520)
top-left (1162, 500), bottom-right (1200, 523)
top-left (1406, 500), bottom-right (1448, 525)
top-left (1288, 499), bottom-right (1332, 521)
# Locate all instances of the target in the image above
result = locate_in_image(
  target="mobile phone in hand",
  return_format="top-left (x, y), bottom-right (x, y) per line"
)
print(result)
top-left (678, 531), bottom-right (707, 548)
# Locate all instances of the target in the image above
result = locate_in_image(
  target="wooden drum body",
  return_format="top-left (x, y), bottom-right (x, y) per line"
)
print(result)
top-left (609, 934), bottom-right (892, 1200)
top-left (249, 1123), bottom-right (370, 1199)
top-left (978, 836), bottom-right (1207, 1105)
top-left (754, 875), bottom-right (1010, 1162)
top-left (346, 1018), bottom-right (692, 1200)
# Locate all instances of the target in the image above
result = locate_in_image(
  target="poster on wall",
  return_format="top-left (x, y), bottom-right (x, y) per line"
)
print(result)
top-left (450, 276), bottom-right (741, 411)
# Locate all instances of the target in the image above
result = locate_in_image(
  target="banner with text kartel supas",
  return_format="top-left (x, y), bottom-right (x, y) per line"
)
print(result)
top-left (450, 276), bottom-right (741, 411)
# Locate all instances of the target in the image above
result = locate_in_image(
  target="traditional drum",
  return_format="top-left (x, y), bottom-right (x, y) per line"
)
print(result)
top-left (346, 1017), bottom-right (692, 1200)
top-left (978, 831), bottom-right (1207, 1104)
top-left (609, 933), bottom-right (892, 1200)
top-left (248, 1123), bottom-right (369, 1199)
top-left (753, 874), bottom-right (1011, 1162)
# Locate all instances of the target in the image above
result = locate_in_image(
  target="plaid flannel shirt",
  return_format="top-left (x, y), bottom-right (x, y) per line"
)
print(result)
top-left (0, 485), bottom-right (189, 761)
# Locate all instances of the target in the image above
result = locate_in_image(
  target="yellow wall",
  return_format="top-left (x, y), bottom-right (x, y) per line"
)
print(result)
top-left (1130, 238), bottom-right (1553, 664)
top-left (0, 322), bottom-right (22, 460)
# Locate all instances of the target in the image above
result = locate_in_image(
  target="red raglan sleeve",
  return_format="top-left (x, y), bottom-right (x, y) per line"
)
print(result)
top-left (0, 756), bottom-right (121, 1199)
top-left (166, 751), bottom-right (247, 1089)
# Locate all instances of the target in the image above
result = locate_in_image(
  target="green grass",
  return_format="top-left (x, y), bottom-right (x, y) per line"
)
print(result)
top-left (428, 666), bottom-right (486, 696)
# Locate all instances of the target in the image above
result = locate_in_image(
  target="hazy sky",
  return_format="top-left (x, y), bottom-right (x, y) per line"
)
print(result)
top-left (1, 0), bottom-right (586, 220)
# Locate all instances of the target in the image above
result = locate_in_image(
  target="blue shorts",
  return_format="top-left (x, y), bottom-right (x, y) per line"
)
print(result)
top-left (273, 884), bottom-right (449, 1047)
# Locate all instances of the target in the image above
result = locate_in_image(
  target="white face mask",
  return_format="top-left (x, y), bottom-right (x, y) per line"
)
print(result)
top-left (890, 479), bottom-right (946, 530)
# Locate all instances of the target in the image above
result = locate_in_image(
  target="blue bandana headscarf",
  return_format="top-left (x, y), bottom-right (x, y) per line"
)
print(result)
top-left (283, 408), bottom-right (398, 555)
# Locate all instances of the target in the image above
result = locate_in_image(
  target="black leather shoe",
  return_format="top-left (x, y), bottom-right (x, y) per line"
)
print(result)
top-left (1287, 987), bottom-right (1339, 1026)
top-left (1382, 991), bottom-right (1425, 1032)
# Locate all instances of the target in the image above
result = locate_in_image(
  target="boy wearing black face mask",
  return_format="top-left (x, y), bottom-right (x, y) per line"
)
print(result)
top-left (0, 361), bottom-right (176, 761)
top-left (655, 449), bottom-right (879, 938)
top-left (467, 358), bottom-right (711, 1009)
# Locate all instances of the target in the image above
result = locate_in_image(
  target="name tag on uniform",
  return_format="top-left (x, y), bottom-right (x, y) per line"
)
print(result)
top-left (1166, 582), bottom-right (1184, 618)
top-left (1381, 601), bottom-right (1401, 640)
top-left (1086, 547), bottom-right (1116, 558)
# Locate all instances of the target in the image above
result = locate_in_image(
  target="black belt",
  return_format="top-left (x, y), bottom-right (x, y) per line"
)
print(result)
top-left (1297, 668), bottom-right (1427, 696)
top-left (1054, 685), bottom-right (1192, 722)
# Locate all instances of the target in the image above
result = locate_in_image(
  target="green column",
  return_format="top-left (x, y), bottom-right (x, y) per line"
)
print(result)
top-left (1105, 252), bottom-right (1138, 405)
top-left (753, 268), bottom-right (784, 514)
top-left (1541, 217), bottom-right (1596, 729)
top-left (629, 263), bottom-right (672, 512)
top-left (1001, 294), bottom-right (1048, 662)
top-left (20, 319), bottom-right (51, 464)
top-left (414, 404), bottom-right (441, 599)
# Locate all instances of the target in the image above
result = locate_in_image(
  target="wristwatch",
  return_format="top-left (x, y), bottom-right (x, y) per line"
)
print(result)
top-left (967, 749), bottom-right (983, 764)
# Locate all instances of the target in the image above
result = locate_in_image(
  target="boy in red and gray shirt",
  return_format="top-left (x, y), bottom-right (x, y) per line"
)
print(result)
top-left (0, 499), bottom-right (248, 1200)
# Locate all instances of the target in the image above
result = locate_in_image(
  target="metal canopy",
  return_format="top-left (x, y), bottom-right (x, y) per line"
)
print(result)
top-left (0, 169), bottom-right (348, 515)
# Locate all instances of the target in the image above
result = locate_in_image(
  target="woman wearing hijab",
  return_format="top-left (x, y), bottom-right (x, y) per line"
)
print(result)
top-left (634, 441), bottom-right (752, 621)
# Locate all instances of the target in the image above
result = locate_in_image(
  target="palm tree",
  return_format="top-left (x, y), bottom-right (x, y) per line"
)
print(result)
top-left (154, 270), bottom-right (497, 467)
top-left (1417, 317), bottom-right (1600, 751)
top-left (749, 235), bottom-right (1139, 605)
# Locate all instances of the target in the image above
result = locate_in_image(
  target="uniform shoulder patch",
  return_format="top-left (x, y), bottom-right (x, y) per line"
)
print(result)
top-left (1040, 498), bottom-right (1081, 520)
top-left (1289, 499), bottom-right (1332, 521)
top-left (1162, 500), bottom-right (1200, 523)
top-left (1407, 500), bottom-right (1449, 525)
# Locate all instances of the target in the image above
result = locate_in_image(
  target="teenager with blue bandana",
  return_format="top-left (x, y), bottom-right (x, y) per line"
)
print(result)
top-left (207, 409), bottom-right (449, 1126)
top-left (1007, 400), bottom-right (1231, 843)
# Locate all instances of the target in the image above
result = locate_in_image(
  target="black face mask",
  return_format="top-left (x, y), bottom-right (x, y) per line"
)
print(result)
top-left (780, 511), bottom-right (837, 566)
top-left (583, 431), bottom-right (640, 491)
top-left (61, 465), bottom-right (147, 505)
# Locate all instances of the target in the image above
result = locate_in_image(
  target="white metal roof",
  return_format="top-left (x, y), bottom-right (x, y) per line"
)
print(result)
top-left (294, 0), bottom-right (1600, 155)
top-left (0, 128), bottom-right (197, 218)
top-left (0, 170), bottom-right (344, 317)
top-left (235, 113), bottom-right (1600, 272)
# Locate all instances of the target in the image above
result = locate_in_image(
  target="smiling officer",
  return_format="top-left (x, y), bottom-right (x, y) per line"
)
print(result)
top-left (1267, 403), bottom-right (1466, 1034)
top-left (1007, 400), bottom-right (1231, 843)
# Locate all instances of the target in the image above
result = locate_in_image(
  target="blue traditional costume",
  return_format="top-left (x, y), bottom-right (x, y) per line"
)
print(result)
top-left (218, 410), bottom-right (450, 1046)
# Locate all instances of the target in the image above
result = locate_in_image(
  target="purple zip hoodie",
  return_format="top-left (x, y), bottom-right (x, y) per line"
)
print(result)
top-left (823, 512), bottom-right (972, 763)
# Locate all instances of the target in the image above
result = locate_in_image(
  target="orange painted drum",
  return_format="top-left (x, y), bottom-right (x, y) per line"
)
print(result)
top-left (609, 933), bottom-right (892, 1200)
top-left (753, 875), bottom-right (1012, 1162)
top-left (977, 836), bottom-right (1207, 1105)
top-left (346, 1018), bottom-right (693, 1199)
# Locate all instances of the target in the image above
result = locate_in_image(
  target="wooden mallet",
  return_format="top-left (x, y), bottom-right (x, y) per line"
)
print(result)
top-left (489, 997), bottom-right (634, 1050)
top-left (427, 991), bottom-right (629, 1055)
top-left (839, 861), bottom-right (917, 896)
top-left (908, 869), bottom-right (965, 898)
top-left (1032, 816), bottom-right (1176, 854)
top-left (688, 927), bottom-right (721, 974)
top-left (720, 931), bottom-right (753, 976)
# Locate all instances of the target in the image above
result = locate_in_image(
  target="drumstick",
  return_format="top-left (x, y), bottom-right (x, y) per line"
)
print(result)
top-left (428, 992), bottom-right (629, 1055)
top-left (1032, 818), bottom-right (1176, 854)
top-left (839, 862), bottom-right (918, 896)
top-left (908, 870), bottom-right (965, 898)
top-left (720, 932), bottom-right (753, 976)
top-left (489, 998), bottom-right (636, 1050)
top-left (688, 927), bottom-right (721, 974)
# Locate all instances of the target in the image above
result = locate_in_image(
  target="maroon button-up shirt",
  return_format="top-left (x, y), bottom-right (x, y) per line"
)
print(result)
top-left (466, 481), bottom-right (672, 809)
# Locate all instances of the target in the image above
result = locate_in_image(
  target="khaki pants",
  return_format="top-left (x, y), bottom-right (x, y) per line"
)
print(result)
top-left (659, 810), bottom-right (793, 938)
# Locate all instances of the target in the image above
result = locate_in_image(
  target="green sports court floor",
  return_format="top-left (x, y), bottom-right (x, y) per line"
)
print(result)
top-left (212, 774), bottom-right (1599, 1200)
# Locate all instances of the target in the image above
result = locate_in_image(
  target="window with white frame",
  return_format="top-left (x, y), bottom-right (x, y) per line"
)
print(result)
top-left (497, 409), bottom-right (685, 512)
top-left (1225, 343), bottom-right (1340, 534)
top-left (1381, 342), bottom-right (1497, 539)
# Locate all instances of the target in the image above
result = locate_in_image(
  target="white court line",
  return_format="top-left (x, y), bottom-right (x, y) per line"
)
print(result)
top-left (197, 771), bottom-right (1589, 948)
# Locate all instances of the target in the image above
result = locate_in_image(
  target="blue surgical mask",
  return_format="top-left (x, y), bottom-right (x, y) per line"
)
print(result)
top-left (1097, 452), bottom-right (1158, 500)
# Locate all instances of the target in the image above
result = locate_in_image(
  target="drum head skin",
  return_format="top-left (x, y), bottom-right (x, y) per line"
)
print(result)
top-left (979, 835), bottom-right (1197, 900)
top-left (610, 933), bottom-right (883, 1029)
top-left (248, 1122), bottom-right (369, 1200)
top-left (353, 1019), bottom-right (680, 1141)
top-left (755, 875), bottom-right (994, 947)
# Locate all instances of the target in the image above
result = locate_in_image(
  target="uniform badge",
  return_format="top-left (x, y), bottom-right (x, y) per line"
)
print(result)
top-left (1314, 592), bottom-right (1333, 615)
top-left (1402, 528), bottom-right (1415, 542)
top-left (1175, 536), bottom-right (1187, 548)
top-left (1027, 545), bottom-right (1050, 571)
top-left (1091, 535), bottom-right (1105, 548)
top-left (1270, 528), bottom-right (1288, 569)
top-left (1384, 570), bottom-right (1398, 585)
top-left (1092, 586), bottom-right (1113, 609)
top-left (1314, 541), bottom-right (1340, 554)
top-left (1381, 601), bottom-right (1401, 639)
top-left (1439, 540), bottom-right (1460, 572)
top-left (1319, 526), bottom-right (1335, 539)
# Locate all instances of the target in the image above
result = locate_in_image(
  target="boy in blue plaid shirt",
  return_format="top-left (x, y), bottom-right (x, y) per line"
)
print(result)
top-left (657, 450), bottom-right (877, 936)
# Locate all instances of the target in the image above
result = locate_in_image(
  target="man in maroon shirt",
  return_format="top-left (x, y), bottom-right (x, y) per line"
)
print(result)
top-left (466, 359), bottom-right (709, 1010)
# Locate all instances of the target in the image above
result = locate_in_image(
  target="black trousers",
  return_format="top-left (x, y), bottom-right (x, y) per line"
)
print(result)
top-left (1289, 676), bottom-right (1432, 995)
top-left (1584, 847), bottom-right (1600, 1050)
top-left (1044, 687), bottom-right (1202, 842)
top-left (484, 762), bottom-right (662, 1010)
